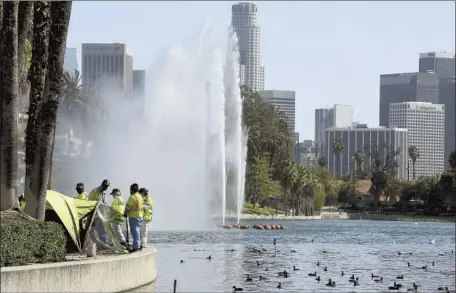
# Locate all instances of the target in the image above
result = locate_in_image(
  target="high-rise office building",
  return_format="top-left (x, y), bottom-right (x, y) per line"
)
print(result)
top-left (379, 72), bottom-right (439, 127)
top-left (315, 108), bottom-right (334, 146)
top-left (440, 76), bottom-right (456, 170)
top-left (231, 2), bottom-right (264, 92)
top-left (325, 125), bottom-right (408, 179)
top-left (260, 90), bottom-right (296, 132)
top-left (133, 70), bottom-right (146, 115)
top-left (333, 104), bottom-right (354, 128)
top-left (389, 102), bottom-right (445, 179)
top-left (63, 47), bottom-right (78, 73)
top-left (81, 43), bottom-right (133, 93)
top-left (419, 52), bottom-right (456, 78)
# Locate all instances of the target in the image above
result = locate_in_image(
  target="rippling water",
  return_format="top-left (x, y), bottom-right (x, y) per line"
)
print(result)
top-left (143, 220), bottom-right (455, 292)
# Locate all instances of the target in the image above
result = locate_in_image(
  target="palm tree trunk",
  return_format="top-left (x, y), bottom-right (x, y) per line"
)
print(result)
top-left (24, 1), bottom-right (51, 219)
top-left (0, 2), bottom-right (20, 210)
top-left (18, 2), bottom-right (33, 79)
top-left (29, 1), bottom-right (72, 221)
top-left (46, 125), bottom-right (56, 189)
top-left (412, 162), bottom-right (415, 180)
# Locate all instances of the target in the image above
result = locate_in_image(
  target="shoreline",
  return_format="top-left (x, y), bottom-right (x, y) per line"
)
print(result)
top-left (221, 212), bottom-right (455, 222)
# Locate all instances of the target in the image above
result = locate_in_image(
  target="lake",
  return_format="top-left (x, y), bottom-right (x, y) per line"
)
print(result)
top-left (140, 220), bottom-right (456, 292)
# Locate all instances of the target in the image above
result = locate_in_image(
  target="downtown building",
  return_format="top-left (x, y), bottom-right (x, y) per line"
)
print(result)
top-left (81, 43), bottom-right (133, 93)
top-left (419, 52), bottom-right (456, 78)
top-left (379, 72), bottom-right (439, 127)
top-left (324, 125), bottom-right (408, 179)
top-left (389, 102), bottom-right (445, 179)
top-left (440, 76), bottom-right (456, 170)
top-left (133, 70), bottom-right (146, 116)
top-left (231, 2), bottom-right (265, 92)
top-left (314, 104), bottom-right (353, 158)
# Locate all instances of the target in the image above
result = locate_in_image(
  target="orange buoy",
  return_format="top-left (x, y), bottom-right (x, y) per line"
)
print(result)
top-left (239, 225), bottom-right (249, 229)
top-left (222, 224), bottom-right (232, 229)
top-left (253, 224), bottom-right (264, 230)
top-left (263, 225), bottom-right (271, 230)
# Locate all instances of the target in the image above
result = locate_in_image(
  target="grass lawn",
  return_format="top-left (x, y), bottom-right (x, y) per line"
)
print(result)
top-left (242, 203), bottom-right (284, 215)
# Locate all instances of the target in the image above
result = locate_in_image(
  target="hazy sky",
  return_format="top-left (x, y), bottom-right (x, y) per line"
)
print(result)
top-left (67, 1), bottom-right (455, 140)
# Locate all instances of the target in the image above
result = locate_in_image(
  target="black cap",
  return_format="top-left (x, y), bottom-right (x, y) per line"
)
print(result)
top-left (139, 188), bottom-right (149, 195)
top-left (110, 188), bottom-right (120, 195)
top-left (102, 179), bottom-right (110, 187)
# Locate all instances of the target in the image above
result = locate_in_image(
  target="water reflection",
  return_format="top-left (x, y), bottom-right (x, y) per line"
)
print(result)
top-left (147, 220), bottom-right (455, 292)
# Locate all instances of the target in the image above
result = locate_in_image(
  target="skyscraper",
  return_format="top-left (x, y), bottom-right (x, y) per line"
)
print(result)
top-left (315, 108), bottom-right (333, 145)
top-left (440, 76), bottom-right (456, 170)
top-left (63, 47), bottom-right (78, 73)
top-left (389, 102), bottom-right (445, 179)
top-left (260, 90), bottom-right (296, 132)
top-left (379, 72), bottom-right (439, 127)
top-left (231, 2), bottom-right (264, 92)
top-left (419, 52), bottom-right (456, 78)
top-left (81, 43), bottom-right (133, 93)
top-left (133, 70), bottom-right (146, 115)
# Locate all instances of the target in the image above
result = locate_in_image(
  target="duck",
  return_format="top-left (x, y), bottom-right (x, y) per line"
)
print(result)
top-left (262, 248), bottom-right (267, 252)
top-left (291, 249), bottom-right (296, 253)
top-left (396, 275), bottom-right (404, 279)
top-left (256, 261), bottom-right (261, 266)
top-left (180, 260), bottom-right (185, 263)
top-left (341, 271), bottom-right (345, 276)
top-left (371, 273), bottom-right (379, 279)
top-left (350, 274), bottom-right (355, 280)
top-left (278, 270), bottom-right (288, 278)
top-left (277, 282), bottom-right (282, 289)
top-left (308, 272), bottom-right (317, 277)
top-left (315, 276), bottom-right (321, 282)
top-left (394, 282), bottom-right (403, 288)
top-left (232, 286), bottom-right (243, 292)
top-left (406, 283), bottom-right (419, 291)
top-left (353, 279), bottom-right (359, 286)
top-left (388, 282), bottom-right (401, 290)
top-left (325, 279), bottom-right (336, 287)
top-left (207, 255), bottom-right (212, 260)
top-left (408, 262), bottom-right (411, 267)
top-left (245, 275), bottom-right (253, 282)
top-left (437, 287), bottom-right (448, 291)
top-left (349, 277), bottom-right (359, 283)
top-left (317, 261), bottom-right (320, 267)
top-left (265, 266), bottom-right (269, 271)
top-left (374, 277), bottom-right (383, 283)
top-left (432, 261), bottom-right (435, 266)
top-left (293, 266), bottom-right (299, 271)
top-left (323, 266), bottom-right (328, 272)
top-left (421, 265), bottom-right (427, 270)
top-left (322, 250), bottom-right (327, 253)
top-left (259, 276), bottom-right (268, 281)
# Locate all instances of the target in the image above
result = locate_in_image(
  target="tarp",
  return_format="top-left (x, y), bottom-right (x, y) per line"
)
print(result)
top-left (45, 190), bottom-right (128, 254)
top-left (46, 190), bottom-right (97, 251)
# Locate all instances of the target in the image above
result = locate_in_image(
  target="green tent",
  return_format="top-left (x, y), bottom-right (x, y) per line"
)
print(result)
top-left (45, 190), bottom-right (127, 253)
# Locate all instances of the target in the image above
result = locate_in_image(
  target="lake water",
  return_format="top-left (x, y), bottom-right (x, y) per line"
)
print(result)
top-left (142, 220), bottom-right (456, 292)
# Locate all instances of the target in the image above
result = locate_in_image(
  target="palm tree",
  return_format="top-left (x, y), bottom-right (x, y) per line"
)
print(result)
top-left (332, 138), bottom-right (344, 179)
top-left (279, 161), bottom-right (297, 216)
top-left (26, 1), bottom-right (72, 220)
top-left (24, 1), bottom-right (52, 218)
top-left (353, 149), bottom-right (364, 176)
top-left (0, 1), bottom-right (20, 210)
top-left (317, 156), bottom-right (328, 168)
top-left (408, 145), bottom-right (419, 180)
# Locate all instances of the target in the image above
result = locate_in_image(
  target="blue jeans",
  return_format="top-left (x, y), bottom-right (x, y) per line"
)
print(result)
top-left (129, 218), bottom-right (143, 250)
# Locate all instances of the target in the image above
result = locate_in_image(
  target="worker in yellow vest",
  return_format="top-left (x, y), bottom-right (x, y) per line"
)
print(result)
top-left (109, 188), bottom-right (126, 246)
top-left (124, 183), bottom-right (143, 252)
top-left (88, 179), bottom-right (110, 203)
top-left (139, 187), bottom-right (153, 249)
top-left (75, 182), bottom-right (88, 200)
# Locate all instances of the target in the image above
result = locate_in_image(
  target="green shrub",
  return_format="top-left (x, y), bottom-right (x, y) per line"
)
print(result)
top-left (0, 216), bottom-right (67, 267)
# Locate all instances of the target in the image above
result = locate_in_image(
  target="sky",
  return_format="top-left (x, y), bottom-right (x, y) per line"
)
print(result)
top-left (67, 1), bottom-right (455, 141)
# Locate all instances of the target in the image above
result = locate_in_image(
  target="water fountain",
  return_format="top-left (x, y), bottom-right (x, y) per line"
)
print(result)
top-left (72, 23), bottom-right (247, 230)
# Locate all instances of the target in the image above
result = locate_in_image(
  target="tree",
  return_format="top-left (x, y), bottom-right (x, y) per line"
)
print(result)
top-left (317, 156), bottom-right (327, 168)
top-left (353, 149), bottom-right (364, 177)
top-left (278, 160), bottom-right (297, 216)
top-left (26, 1), bottom-right (72, 220)
top-left (17, 2), bottom-right (33, 99)
top-left (0, 2), bottom-right (20, 210)
top-left (332, 138), bottom-right (344, 179)
top-left (24, 1), bottom-right (52, 218)
top-left (449, 150), bottom-right (456, 170)
top-left (246, 155), bottom-right (279, 208)
top-left (366, 144), bottom-right (400, 209)
top-left (408, 145), bottom-right (419, 180)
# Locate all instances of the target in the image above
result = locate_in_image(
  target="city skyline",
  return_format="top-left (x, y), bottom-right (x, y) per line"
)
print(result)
top-left (66, 1), bottom-right (455, 140)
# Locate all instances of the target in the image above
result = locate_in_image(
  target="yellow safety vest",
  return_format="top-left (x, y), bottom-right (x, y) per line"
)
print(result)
top-left (77, 192), bottom-right (88, 200)
top-left (20, 201), bottom-right (26, 211)
top-left (143, 196), bottom-right (153, 221)
top-left (88, 188), bottom-right (104, 202)
top-left (109, 196), bottom-right (125, 224)
top-left (126, 192), bottom-right (143, 219)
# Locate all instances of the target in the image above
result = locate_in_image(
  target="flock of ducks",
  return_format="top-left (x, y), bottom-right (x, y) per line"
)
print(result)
top-left (228, 247), bottom-right (455, 292)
